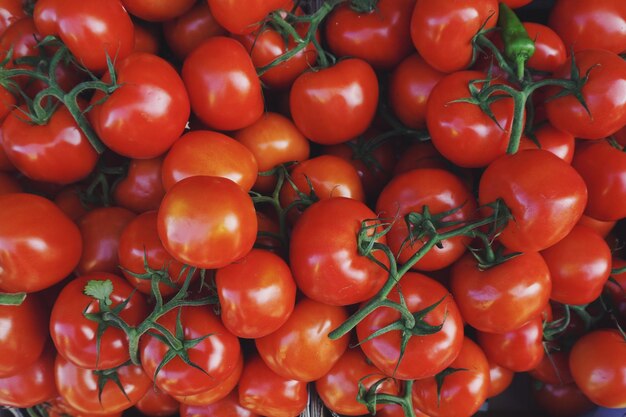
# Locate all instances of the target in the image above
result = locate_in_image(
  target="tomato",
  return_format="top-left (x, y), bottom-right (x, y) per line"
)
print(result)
top-left (238, 355), bottom-right (308, 417)
top-left (0, 17), bottom-right (39, 81)
top-left (2, 105), bottom-right (98, 184)
top-left (0, 0), bottom-right (25, 36)
top-left (523, 22), bottom-right (567, 73)
top-left (182, 37), bottom-right (264, 131)
top-left (206, 0), bottom-right (288, 35)
top-left (290, 58), bottom-right (378, 145)
top-left (157, 176), bottom-right (257, 269)
top-left (77, 207), bottom-right (136, 275)
top-left (325, 0), bottom-right (415, 70)
top-left (393, 142), bottom-right (449, 176)
top-left (569, 329), bottom-right (626, 408)
top-left (135, 387), bottom-right (179, 417)
top-left (316, 348), bottom-right (399, 416)
top-left (255, 211), bottom-right (283, 254)
top-left (122, 0), bottom-right (194, 21)
top-left (89, 53), bottom-right (190, 159)
top-left (389, 54), bottom-right (445, 130)
top-left (0, 85), bottom-right (16, 124)
top-left (234, 112), bottom-right (310, 194)
top-left (530, 350), bottom-right (573, 386)
top-left (572, 140), bottom-right (626, 221)
top-left (55, 354), bottom-right (151, 415)
top-left (577, 214), bottom-right (615, 238)
top-left (255, 298), bottom-right (349, 381)
top-left (133, 24), bottom-right (159, 54)
top-left (412, 338), bottom-right (489, 417)
top-left (53, 186), bottom-right (92, 221)
top-left (180, 391), bottom-right (259, 417)
top-left (289, 198), bottom-right (388, 306)
top-left (0, 172), bottom-right (20, 195)
top-left (376, 168), bottom-right (476, 271)
top-left (549, 0), bottom-right (626, 54)
top-left (113, 157), bottom-right (166, 214)
top-left (518, 124), bottom-right (575, 164)
top-left (0, 345), bottom-right (57, 407)
top-left (140, 306), bottom-right (241, 397)
top-left (357, 272), bottom-right (464, 380)
top-left (451, 252), bottom-right (551, 333)
top-left (605, 258), bottom-right (626, 322)
top-left (0, 193), bottom-right (82, 293)
top-left (378, 403), bottom-right (431, 417)
top-left (500, 0), bottom-right (532, 7)
top-left (546, 49), bottom-right (626, 140)
top-left (533, 381), bottom-right (595, 417)
top-left (33, 0), bottom-right (134, 72)
top-left (162, 130), bottom-right (258, 192)
top-left (411, 0), bottom-right (499, 73)
top-left (487, 361), bottom-right (514, 398)
top-left (46, 396), bottom-right (123, 417)
top-left (164, 3), bottom-right (226, 60)
top-left (479, 149), bottom-right (587, 252)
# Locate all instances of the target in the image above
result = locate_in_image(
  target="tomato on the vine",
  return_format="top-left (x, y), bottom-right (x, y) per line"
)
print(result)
top-left (0, 346), bottom-right (57, 408)
top-left (206, 0), bottom-right (289, 35)
top-left (164, 3), bottom-right (226, 60)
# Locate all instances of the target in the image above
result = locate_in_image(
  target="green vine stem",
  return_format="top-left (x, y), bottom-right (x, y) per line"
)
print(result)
top-left (0, 292), bottom-right (26, 305)
top-left (358, 378), bottom-right (417, 417)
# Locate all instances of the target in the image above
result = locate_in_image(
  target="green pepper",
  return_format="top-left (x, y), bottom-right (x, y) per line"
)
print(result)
top-left (498, 3), bottom-right (535, 80)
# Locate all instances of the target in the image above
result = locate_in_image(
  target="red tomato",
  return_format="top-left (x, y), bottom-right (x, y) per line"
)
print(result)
top-left (325, 0), bottom-right (415, 70)
top-left (487, 361), bottom-right (514, 398)
top-left (89, 53), bottom-right (190, 159)
top-left (479, 149), bottom-right (587, 252)
top-left (122, 0), bottom-right (194, 21)
top-left (0, 193), bottom-right (82, 293)
top-left (0, 17), bottom-right (39, 83)
top-left (530, 350), bottom-right (573, 386)
top-left (411, 0), bottom-right (499, 73)
top-left (546, 49), bottom-right (626, 140)
top-left (412, 338), bottom-right (489, 417)
top-left (518, 124), bottom-right (575, 164)
top-left (182, 37), bottom-right (264, 131)
top-left (55, 355), bottom-right (151, 414)
top-left (33, 0), bottom-right (134, 72)
top-left (238, 355), bottom-right (308, 417)
top-left (206, 0), bottom-right (288, 35)
top-left (316, 348), bottom-right (399, 416)
top-left (0, 345), bottom-right (57, 407)
top-left (289, 198), bottom-right (388, 306)
top-left (164, 3), bottom-right (226, 60)
top-left (451, 252), bottom-right (551, 334)
top-left (255, 298), bottom-right (349, 382)
top-left (162, 130), bottom-right (258, 192)
top-left (0, 85), bottom-right (16, 124)
top-left (500, 0), bottom-right (532, 7)
top-left (113, 157), bottom-right (166, 214)
top-left (290, 58), bottom-right (378, 145)
top-left (533, 381), bottom-right (595, 417)
top-left (234, 112), bottom-right (310, 194)
top-left (576, 214), bottom-right (615, 238)
top-left (77, 207), bottom-right (136, 275)
top-left (357, 272), bottom-right (464, 380)
top-left (0, 0), bottom-right (25, 36)
top-left (133, 24), bottom-right (159, 54)
top-left (376, 168), bottom-right (476, 271)
top-left (157, 176), bottom-right (257, 269)
top-left (0, 171), bottom-right (20, 195)
top-left (378, 403), bottom-right (431, 417)
top-left (135, 387), bottom-right (179, 417)
top-left (46, 397), bottom-right (123, 417)
top-left (523, 22), bottom-right (567, 73)
top-left (53, 186), bottom-right (92, 222)
top-left (393, 142), bottom-right (449, 176)
top-left (180, 391), bottom-right (259, 417)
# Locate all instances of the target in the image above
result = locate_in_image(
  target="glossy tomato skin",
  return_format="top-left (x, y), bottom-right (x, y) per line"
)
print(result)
top-left (55, 355), bottom-right (151, 414)
top-left (0, 345), bottom-right (57, 407)
top-left (161, 130), bottom-right (258, 192)
top-left (135, 386), bottom-right (179, 417)
top-left (569, 329), bottom-right (626, 408)
top-left (216, 249), bottom-right (296, 338)
top-left (290, 58), bottom-right (378, 145)
top-left (289, 198), bottom-right (388, 306)
top-left (122, 0), bottom-right (194, 21)
top-left (518, 124), bottom-right (575, 163)
top-left (325, 0), bottom-right (415, 70)
top-left (33, 0), bottom-right (134, 72)
top-left (0, 0), bottom-right (25, 36)
top-left (546, 49), bottom-right (626, 140)
top-left (357, 273), bottom-right (464, 380)
top-left (113, 157), bottom-right (166, 214)
top-left (157, 176), bottom-right (257, 269)
top-left (255, 298), bottom-right (349, 382)
top-left (89, 53), bottom-right (190, 159)
top-left (479, 149), bottom-right (587, 252)
top-left (530, 350), bottom-right (573, 386)
top-left (451, 252), bottom-right (551, 333)
top-left (0, 193), bottom-right (82, 293)
top-left (182, 37), bottom-right (264, 131)
top-left (164, 3), bottom-right (226, 60)
top-left (238, 355), bottom-right (308, 417)
top-left (0, 85), bottom-right (16, 124)
top-left (412, 338), bottom-right (489, 417)
top-left (180, 390), bottom-right (259, 417)
top-left (549, 0), bottom-right (626, 54)
top-left (376, 168), bottom-right (476, 271)
top-left (50, 273), bottom-right (148, 370)
top-left (533, 381), bottom-right (595, 417)
top-left (411, 0), bottom-right (499, 73)
top-left (140, 306), bottom-right (241, 397)
top-left (487, 361), bottom-right (514, 398)
top-left (2, 105), bottom-right (98, 184)
top-left (206, 0), bottom-right (288, 35)
top-left (523, 22), bottom-right (567, 73)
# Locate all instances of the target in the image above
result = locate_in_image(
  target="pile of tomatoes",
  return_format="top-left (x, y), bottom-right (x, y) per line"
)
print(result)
top-left (0, 0), bottom-right (626, 416)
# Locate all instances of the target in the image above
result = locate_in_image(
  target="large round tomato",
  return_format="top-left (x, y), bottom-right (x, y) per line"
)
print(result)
top-left (134, 386), bottom-right (179, 417)
top-left (357, 272), bottom-right (464, 380)
top-left (0, 0), bottom-right (25, 36)
top-left (113, 157), bottom-right (166, 214)
top-left (0, 193), bottom-right (82, 293)
top-left (524, 22), bottom-right (567, 73)
top-left (164, 3), bottom-right (226, 60)
top-left (518, 124), bottom-right (575, 164)
top-left (0, 346), bottom-right (57, 407)
top-left (157, 176), bottom-right (257, 269)
top-left (206, 0), bottom-right (288, 35)
top-left (121, 0), bottom-right (194, 21)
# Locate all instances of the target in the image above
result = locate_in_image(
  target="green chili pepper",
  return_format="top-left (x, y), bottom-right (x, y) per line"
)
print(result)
top-left (498, 3), bottom-right (535, 80)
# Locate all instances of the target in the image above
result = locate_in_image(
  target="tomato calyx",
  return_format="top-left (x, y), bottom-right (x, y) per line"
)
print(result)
top-left (349, 0), bottom-right (378, 13)
top-left (434, 367), bottom-right (468, 406)
top-left (79, 159), bottom-right (128, 208)
top-left (0, 292), bottom-right (26, 305)
top-left (92, 361), bottom-right (133, 405)
top-left (358, 379), bottom-right (418, 417)
top-left (120, 252), bottom-right (183, 293)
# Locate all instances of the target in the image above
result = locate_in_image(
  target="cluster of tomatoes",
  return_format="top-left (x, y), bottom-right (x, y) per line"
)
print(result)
top-left (0, 0), bottom-right (626, 416)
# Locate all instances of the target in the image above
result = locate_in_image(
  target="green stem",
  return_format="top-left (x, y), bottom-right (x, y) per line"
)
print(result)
top-left (0, 292), bottom-right (26, 305)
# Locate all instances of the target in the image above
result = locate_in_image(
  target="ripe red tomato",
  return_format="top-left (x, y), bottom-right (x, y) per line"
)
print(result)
top-left (182, 37), bottom-right (264, 131)
top-left (530, 350), bottom-right (573, 386)
top-left (0, 193), bottom-right (82, 293)
top-left (0, 85), bottom-right (16, 124)
top-left (577, 214), bottom-right (615, 238)
top-left (255, 298), bottom-right (349, 382)
top-left (393, 142), bottom-right (449, 176)
top-left (164, 3), bottom-right (226, 60)
top-left (53, 186), bottom-right (91, 221)
top-left (487, 361), bottom-right (514, 398)
top-left (357, 272), bottom-right (464, 380)
top-left (412, 337), bottom-right (489, 417)
top-left (479, 149), bottom-right (587, 252)
top-left (133, 24), bottom-right (159, 54)
top-left (290, 58), bottom-right (378, 145)
top-left (0, 346), bottom-right (57, 408)
top-left (411, 0), bottom-right (499, 73)
top-left (532, 381), bottom-right (595, 417)
top-left (206, 0), bottom-right (288, 35)
top-left (238, 355), bottom-right (308, 417)
top-left (451, 252), bottom-right (551, 334)
top-left (180, 391), bottom-right (259, 417)
top-left (157, 176), bottom-right (257, 269)
top-left (289, 198), bottom-right (388, 306)
top-left (0, 17), bottom-right (40, 84)
top-left (135, 386), bottom-right (179, 417)
top-left (121, 0), bottom-right (194, 21)
top-left (523, 22), bottom-right (567, 73)
top-left (113, 157), bottom-right (166, 214)
top-left (0, 0), bottom-right (25, 36)
top-left (161, 130), bottom-right (258, 192)
top-left (518, 124), bottom-right (575, 164)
